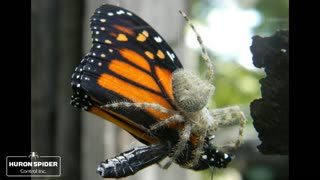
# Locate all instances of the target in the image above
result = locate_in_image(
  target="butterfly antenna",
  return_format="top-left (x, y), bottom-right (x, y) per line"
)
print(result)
top-left (179, 10), bottom-right (214, 82)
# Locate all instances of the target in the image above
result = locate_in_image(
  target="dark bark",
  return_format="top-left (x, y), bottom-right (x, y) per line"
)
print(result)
top-left (250, 30), bottom-right (289, 155)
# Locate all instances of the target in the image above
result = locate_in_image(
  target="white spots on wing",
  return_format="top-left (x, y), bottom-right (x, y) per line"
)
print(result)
top-left (92, 52), bottom-right (96, 56)
top-left (94, 38), bottom-right (99, 42)
top-left (166, 51), bottom-right (175, 62)
top-left (224, 153), bottom-right (229, 159)
top-left (107, 10), bottom-right (131, 16)
top-left (201, 154), bottom-right (208, 160)
top-left (281, 49), bottom-right (287, 53)
top-left (100, 19), bottom-right (106, 23)
top-left (117, 156), bottom-right (125, 161)
top-left (154, 36), bottom-right (162, 43)
top-left (93, 26), bottom-right (97, 30)
top-left (97, 10), bottom-right (101, 14)
top-left (77, 84), bottom-right (81, 88)
top-left (96, 45), bottom-right (101, 49)
top-left (95, 31), bottom-right (100, 35)
top-left (116, 10), bottom-right (125, 15)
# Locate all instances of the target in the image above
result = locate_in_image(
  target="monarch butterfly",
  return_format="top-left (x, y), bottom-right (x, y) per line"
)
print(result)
top-left (71, 4), bottom-right (246, 178)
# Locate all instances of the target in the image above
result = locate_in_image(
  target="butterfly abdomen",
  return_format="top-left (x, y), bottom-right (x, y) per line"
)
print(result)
top-left (97, 144), bottom-right (170, 178)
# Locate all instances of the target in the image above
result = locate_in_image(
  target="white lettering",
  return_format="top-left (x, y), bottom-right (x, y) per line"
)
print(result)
top-left (33, 162), bottom-right (58, 167)
top-left (9, 162), bottom-right (32, 167)
top-left (8, 161), bottom-right (58, 167)
top-left (38, 169), bottom-right (46, 173)
top-left (20, 169), bottom-right (37, 173)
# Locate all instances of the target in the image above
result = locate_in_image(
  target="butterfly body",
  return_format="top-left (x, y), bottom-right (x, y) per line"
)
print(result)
top-left (71, 4), bottom-right (245, 178)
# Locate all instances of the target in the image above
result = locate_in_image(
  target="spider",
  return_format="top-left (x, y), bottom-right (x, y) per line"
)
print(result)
top-left (100, 10), bottom-right (247, 169)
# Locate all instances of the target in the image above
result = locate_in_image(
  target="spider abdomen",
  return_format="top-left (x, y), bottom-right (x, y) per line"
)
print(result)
top-left (172, 69), bottom-right (214, 112)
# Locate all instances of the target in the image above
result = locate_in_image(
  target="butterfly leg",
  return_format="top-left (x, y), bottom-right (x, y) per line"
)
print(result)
top-left (209, 106), bottom-right (246, 149)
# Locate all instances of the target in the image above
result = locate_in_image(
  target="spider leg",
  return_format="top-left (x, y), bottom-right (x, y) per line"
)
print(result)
top-left (150, 114), bottom-right (184, 131)
top-left (102, 102), bottom-right (183, 132)
top-left (101, 102), bottom-right (178, 114)
top-left (209, 106), bottom-right (246, 149)
top-left (179, 10), bottom-right (214, 82)
top-left (163, 124), bottom-right (192, 169)
top-left (189, 127), bottom-right (206, 167)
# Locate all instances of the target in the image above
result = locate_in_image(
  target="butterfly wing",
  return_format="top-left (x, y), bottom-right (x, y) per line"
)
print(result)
top-left (71, 4), bottom-right (183, 144)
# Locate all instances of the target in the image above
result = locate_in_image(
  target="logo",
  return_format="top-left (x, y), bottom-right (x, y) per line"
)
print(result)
top-left (6, 152), bottom-right (61, 177)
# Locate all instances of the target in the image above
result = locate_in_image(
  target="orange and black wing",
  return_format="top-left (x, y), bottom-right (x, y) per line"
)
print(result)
top-left (71, 4), bottom-right (183, 145)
